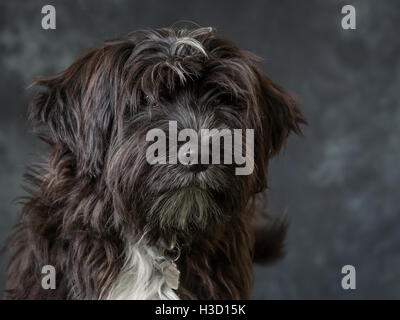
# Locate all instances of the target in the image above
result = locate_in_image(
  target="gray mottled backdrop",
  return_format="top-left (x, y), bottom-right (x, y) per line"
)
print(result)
top-left (1, 0), bottom-right (399, 299)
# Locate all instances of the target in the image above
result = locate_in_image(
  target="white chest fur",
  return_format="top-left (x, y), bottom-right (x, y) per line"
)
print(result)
top-left (104, 241), bottom-right (180, 300)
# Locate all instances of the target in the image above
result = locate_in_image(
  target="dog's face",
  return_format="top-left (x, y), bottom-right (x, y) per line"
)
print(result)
top-left (29, 28), bottom-right (305, 245)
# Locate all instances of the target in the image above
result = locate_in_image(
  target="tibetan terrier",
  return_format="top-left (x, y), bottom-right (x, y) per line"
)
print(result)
top-left (4, 27), bottom-right (305, 299)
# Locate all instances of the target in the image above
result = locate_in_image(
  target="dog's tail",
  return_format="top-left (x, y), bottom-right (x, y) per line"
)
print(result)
top-left (250, 195), bottom-right (288, 263)
top-left (252, 216), bottom-right (287, 263)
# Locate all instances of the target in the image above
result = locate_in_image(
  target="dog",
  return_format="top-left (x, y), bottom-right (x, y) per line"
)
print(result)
top-left (4, 27), bottom-right (305, 299)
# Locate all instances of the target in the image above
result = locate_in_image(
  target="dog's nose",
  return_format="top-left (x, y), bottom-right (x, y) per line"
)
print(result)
top-left (187, 163), bottom-right (208, 173)
top-left (179, 145), bottom-right (209, 172)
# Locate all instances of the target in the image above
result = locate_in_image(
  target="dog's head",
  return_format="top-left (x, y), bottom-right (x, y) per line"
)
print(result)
top-left (29, 27), bottom-right (305, 246)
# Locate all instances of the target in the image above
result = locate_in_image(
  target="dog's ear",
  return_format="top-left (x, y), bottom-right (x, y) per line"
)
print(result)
top-left (29, 76), bottom-right (79, 155)
top-left (245, 58), bottom-right (306, 193)
top-left (254, 71), bottom-right (306, 156)
top-left (28, 45), bottom-right (123, 177)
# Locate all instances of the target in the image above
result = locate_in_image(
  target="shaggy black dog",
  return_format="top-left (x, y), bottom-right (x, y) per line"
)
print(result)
top-left (5, 27), bottom-right (305, 299)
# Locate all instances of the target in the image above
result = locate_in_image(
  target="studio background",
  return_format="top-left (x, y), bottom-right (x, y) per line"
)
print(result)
top-left (1, 0), bottom-right (399, 299)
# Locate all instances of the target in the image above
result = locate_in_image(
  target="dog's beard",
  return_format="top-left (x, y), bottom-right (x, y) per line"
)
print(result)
top-left (134, 161), bottom-right (246, 245)
top-left (149, 187), bottom-right (223, 236)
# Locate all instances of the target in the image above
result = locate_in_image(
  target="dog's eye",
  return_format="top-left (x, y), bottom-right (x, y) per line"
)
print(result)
top-left (142, 94), bottom-right (160, 110)
top-left (144, 95), bottom-right (152, 106)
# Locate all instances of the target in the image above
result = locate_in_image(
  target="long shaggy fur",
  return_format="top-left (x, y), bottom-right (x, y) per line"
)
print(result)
top-left (4, 27), bottom-right (305, 300)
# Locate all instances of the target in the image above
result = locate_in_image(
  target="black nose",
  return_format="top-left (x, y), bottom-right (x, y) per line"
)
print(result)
top-left (187, 163), bottom-right (208, 173)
